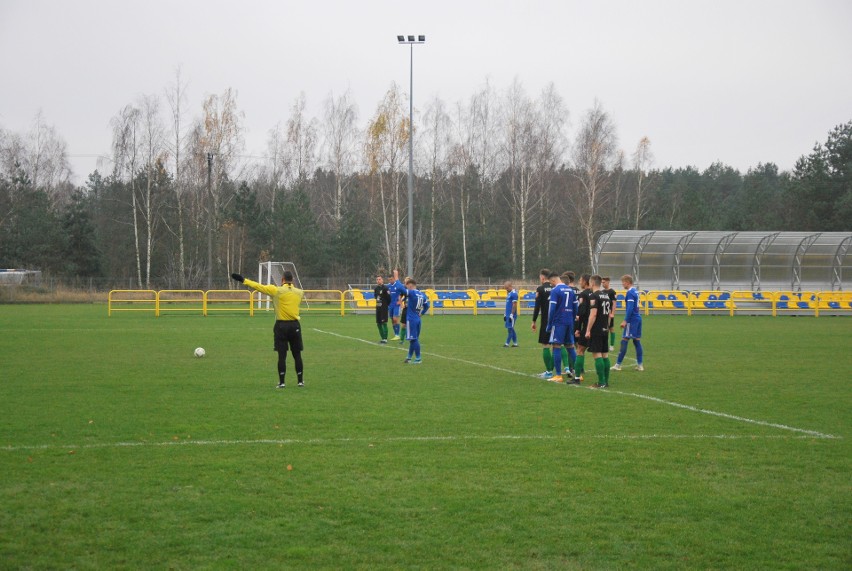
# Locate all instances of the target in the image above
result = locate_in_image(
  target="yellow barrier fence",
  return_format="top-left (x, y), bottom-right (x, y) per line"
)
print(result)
top-left (109, 289), bottom-right (852, 317)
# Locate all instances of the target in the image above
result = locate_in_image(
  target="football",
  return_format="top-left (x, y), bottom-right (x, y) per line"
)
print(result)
top-left (194, 347), bottom-right (206, 358)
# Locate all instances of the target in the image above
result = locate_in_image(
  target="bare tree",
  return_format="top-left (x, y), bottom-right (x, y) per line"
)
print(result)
top-left (198, 88), bottom-right (245, 281)
top-left (320, 89), bottom-right (359, 223)
top-left (570, 100), bottom-right (619, 267)
top-left (138, 94), bottom-right (165, 288)
top-left (533, 83), bottom-right (569, 263)
top-left (365, 83), bottom-right (408, 270)
top-left (23, 111), bottom-right (73, 204)
top-left (422, 94), bottom-right (453, 282)
top-left (501, 78), bottom-right (539, 277)
top-left (164, 67), bottom-right (190, 287)
top-left (110, 104), bottom-right (144, 287)
top-left (632, 136), bottom-right (654, 229)
top-left (284, 92), bottom-right (319, 186)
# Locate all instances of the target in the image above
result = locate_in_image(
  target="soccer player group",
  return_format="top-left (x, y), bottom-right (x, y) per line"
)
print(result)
top-left (373, 267), bottom-right (645, 388)
top-left (373, 269), bottom-right (430, 364)
top-left (527, 270), bottom-right (644, 388)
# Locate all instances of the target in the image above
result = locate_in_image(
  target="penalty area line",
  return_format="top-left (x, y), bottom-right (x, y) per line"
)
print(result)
top-left (311, 328), bottom-right (840, 440)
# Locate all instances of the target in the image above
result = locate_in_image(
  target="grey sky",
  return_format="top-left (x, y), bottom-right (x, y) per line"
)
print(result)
top-left (1, 0), bottom-right (850, 184)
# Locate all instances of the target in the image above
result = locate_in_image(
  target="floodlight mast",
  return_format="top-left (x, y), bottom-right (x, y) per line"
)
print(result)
top-left (397, 34), bottom-right (425, 278)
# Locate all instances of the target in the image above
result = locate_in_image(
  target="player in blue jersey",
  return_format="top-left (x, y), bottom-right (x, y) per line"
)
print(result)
top-left (546, 271), bottom-right (577, 383)
top-left (612, 274), bottom-right (644, 371)
top-left (503, 281), bottom-right (519, 347)
top-left (561, 271), bottom-right (579, 376)
top-left (387, 268), bottom-right (406, 340)
top-left (403, 277), bottom-right (430, 364)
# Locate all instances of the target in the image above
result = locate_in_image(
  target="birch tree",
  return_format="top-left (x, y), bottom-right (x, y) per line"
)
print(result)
top-left (164, 67), bottom-right (190, 287)
top-left (365, 83), bottom-right (408, 270)
top-left (501, 78), bottom-right (538, 277)
top-left (422, 94), bottom-right (453, 282)
top-left (632, 136), bottom-right (654, 230)
top-left (23, 111), bottom-right (73, 205)
top-left (109, 104), bottom-right (143, 287)
top-left (320, 89), bottom-right (359, 223)
top-left (570, 100), bottom-right (619, 267)
top-left (138, 94), bottom-right (165, 288)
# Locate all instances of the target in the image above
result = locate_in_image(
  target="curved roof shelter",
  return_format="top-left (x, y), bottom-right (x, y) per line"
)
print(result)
top-left (593, 230), bottom-right (852, 291)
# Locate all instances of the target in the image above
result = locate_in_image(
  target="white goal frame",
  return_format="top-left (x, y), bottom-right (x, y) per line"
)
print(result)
top-left (256, 262), bottom-right (304, 309)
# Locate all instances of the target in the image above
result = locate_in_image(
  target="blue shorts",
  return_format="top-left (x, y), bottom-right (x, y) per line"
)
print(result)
top-left (622, 318), bottom-right (642, 339)
top-left (405, 319), bottom-right (422, 341)
top-left (548, 324), bottom-right (574, 346)
top-left (389, 303), bottom-right (401, 318)
top-left (504, 315), bottom-right (516, 329)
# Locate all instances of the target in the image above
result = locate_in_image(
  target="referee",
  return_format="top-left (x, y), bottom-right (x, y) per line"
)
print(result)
top-left (231, 270), bottom-right (305, 388)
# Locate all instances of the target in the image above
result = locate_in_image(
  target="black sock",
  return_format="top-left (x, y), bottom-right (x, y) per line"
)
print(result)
top-left (278, 351), bottom-right (287, 385)
top-left (294, 352), bottom-right (304, 384)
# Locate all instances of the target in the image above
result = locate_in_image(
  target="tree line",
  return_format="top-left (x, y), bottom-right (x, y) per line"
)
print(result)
top-left (1, 75), bottom-right (850, 289)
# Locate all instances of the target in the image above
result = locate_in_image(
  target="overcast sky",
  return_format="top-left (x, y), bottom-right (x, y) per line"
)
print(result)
top-left (1, 0), bottom-right (850, 184)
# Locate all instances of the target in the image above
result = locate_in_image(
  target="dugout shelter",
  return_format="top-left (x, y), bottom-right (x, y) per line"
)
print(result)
top-left (593, 230), bottom-right (852, 292)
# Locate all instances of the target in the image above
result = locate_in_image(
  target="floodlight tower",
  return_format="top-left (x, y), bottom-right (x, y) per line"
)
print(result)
top-left (397, 34), bottom-right (425, 278)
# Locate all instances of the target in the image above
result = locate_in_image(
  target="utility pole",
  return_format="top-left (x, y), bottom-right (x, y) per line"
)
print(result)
top-left (207, 153), bottom-right (214, 290)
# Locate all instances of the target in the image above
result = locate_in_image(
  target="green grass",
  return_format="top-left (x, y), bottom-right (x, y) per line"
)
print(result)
top-left (1, 305), bottom-right (850, 569)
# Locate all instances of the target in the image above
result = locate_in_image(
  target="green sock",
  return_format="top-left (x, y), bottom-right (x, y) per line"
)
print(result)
top-left (543, 348), bottom-right (553, 371)
top-left (610, 331), bottom-right (615, 347)
top-left (595, 357), bottom-right (605, 385)
top-left (575, 354), bottom-right (585, 376)
top-left (604, 357), bottom-right (611, 385)
top-left (382, 323), bottom-right (389, 339)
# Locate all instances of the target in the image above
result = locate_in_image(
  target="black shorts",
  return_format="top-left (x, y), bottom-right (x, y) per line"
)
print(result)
top-left (376, 306), bottom-right (388, 324)
top-left (537, 319), bottom-right (550, 344)
top-left (401, 307), bottom-right (408, 324)
top-left (274, 320), bottom-right (303, 352)
top-left (588, 328), bottom-right (609, 354)
top-left (575, 327), bottom-right (589, 348)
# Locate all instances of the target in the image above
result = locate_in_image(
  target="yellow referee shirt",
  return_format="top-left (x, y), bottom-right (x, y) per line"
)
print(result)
top-left (243, 279), bottom-right (304, 321)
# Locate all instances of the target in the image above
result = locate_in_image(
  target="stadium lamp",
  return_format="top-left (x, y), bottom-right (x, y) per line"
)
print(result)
top-left (397, 34), bottom-right (426, 277)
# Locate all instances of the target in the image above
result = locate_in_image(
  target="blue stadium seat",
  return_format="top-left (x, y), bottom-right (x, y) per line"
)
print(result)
top-left (363, 291), bottom-right (374, 300)
top-left (432, 300), bottom-right (444, 308)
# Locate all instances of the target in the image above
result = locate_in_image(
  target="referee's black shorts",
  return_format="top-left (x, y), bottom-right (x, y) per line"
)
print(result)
top-left (273, 320), bottom-right (303, 352)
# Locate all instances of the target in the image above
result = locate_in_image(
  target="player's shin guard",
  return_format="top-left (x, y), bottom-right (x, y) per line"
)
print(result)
top-left (604, 357), bottom-right (611, 384)
top-left (543, 348), bottom-right (553, 371)
top-left (575, 354), bottom-right (585, 377)
top-left (553, 348), bottom-right (562, 375)
top-left (393, 323), bottom-right (400, 336)
top-left (617, 339), bottom-right (628, 364)
top-left (595, 357), bottom-right (605, 384)
top-left (633, 339), bottom-right (643, 364)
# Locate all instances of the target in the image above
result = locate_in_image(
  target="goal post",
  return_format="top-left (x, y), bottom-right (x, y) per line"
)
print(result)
top-left (256, 262), bottom-right (304, 309)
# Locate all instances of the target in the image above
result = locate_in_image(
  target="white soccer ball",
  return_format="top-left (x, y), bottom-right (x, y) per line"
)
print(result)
top-left (194, 347), bottom-right (206, 358)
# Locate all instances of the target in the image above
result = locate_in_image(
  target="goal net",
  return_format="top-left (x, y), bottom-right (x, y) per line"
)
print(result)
top-left (256, 262), bottom-right (304, 309)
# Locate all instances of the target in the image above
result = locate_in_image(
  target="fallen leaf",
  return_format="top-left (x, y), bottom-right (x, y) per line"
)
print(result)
top-left (287, 464), bottom-right (293, 471)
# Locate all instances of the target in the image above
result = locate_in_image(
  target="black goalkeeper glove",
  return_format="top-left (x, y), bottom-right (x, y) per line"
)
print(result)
top-left (230, 273), bottom-right (244, 283)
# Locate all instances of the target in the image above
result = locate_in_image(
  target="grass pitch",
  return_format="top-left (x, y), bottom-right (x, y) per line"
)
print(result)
top-left (1, 305), bottom-right (849, 569)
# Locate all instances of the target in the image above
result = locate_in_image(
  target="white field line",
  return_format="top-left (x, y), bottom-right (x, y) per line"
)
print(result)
top-left (313, 328), bottom-right (840, 440)
top-left (0, 433), bottom-right (831, 453)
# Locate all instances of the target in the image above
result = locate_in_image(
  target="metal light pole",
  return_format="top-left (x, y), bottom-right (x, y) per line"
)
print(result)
top-left (397, 34), bottom-right (425, 278)
top-left (206, 153), bottom-right (214, 290)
